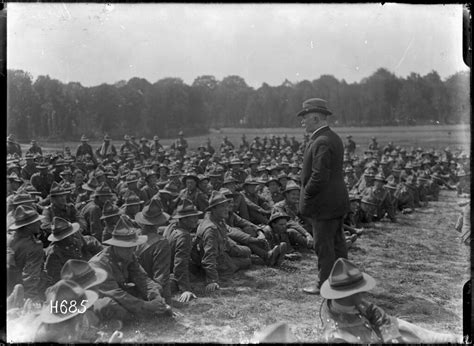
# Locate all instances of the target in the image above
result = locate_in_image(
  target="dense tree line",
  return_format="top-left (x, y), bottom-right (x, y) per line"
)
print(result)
top-left (7, 68), bottom-right (470, 141)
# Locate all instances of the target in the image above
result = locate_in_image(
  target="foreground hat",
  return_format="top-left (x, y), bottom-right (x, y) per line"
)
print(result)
top-left (206, 191), bottom-right (232, 211)
top-left (61, 259), bottom-right (107, 289)
top-left (296, 98), bottom-right (332, 117)
top-left (103, 215), bottom-right (147, 247)
top-left (48, 217), bottom-right (81, 242)
top-left (10, 205), bottom-right (45, 230)
top-left (320, 258), bottom-right (376, 299)
top-left (135, 197), bottom-right (170, 226)
top-left (38, 280), bottom-right (98, 324)
top-left (172, 199), bottom-right (203, 219)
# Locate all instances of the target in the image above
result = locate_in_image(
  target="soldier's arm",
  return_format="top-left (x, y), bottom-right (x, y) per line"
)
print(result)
top-left (358, 301), bottom-right (402, 342)
top-left (232, 212), bottom-right (258, 236)
top-left (129, 258), bottom-right (163, 301)
top-left (200, 227), bottom-right (219, 284)
top-left (23, 243), bottom-right (45, 300)
top-left (172, 232), bottom-right (192, 292)
top-left (82, 235), bottom-right (104, 257)
top-left (43, 251), bottom-right (63, 288)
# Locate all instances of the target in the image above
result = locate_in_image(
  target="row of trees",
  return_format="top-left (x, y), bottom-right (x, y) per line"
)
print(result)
top-left (7, 68), bottom-right (470, 141)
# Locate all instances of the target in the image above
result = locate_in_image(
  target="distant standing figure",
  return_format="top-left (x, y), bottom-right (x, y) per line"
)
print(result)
top-left (345, 135), bottom-right (356, 155)
top-left (27, 140), bottom-right (43, 156)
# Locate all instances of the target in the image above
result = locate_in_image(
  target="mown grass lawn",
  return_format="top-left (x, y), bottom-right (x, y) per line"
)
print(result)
top-left (106, 189), bottom-right (468, 343)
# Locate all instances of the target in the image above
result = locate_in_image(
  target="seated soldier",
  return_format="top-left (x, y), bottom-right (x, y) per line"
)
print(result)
top-left (221, 188), bottom-right (284, 267)
top-left (320, 258), bottom-right (459, 343)
top-left (140, 170), bottom-right (159, 204)
top-left (394, 177), bottom-right (416, 214)
top-left (75, 176), bottom-right (99, 212)
top-left (242, 177), bottom-right (272, 225)
top-left (262, 176), bottom-right (284, 206)
top-left (157, 181), bottom-right (180, 215)
top-left (361, 173), bottom-right (396, 222)
top-left (191, 191), bottom-right (252, 293)
top-left (43, 217), bottom-right (103, 288)
top-left (272, 180), bottom-right (314, 251)
top-left (163, 199), bottom-right (202, 303)
top-left (81, 183), bottom-right (115, 241)
top-left (222, 172), bottom-right (250, 220)
top-left (359, 196), bottom-right (378, 225)
top-left (178, 170), bottom-right (209, 212)
top-left (7, 206), bottom-right (45, 302)
top-left (262, 212), bottom-right (299, 261)
top-left (89, 216), bottom-right (173, 325)
top-left (134, 197), bottom-right (172, 304)
top-left (100, 200), bottom-right (122, 242)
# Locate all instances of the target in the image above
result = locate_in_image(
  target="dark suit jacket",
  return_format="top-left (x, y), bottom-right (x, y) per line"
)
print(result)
top-left (299, 126), bottom-right (349, 220)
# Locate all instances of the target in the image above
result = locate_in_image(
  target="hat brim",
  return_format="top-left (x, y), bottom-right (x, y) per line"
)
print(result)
top-left (135, 212), bottom-right (170, 226)
top-left (82, 184), bottom-right (96, 192)
top-left (269, 215), bottom-right (291, 224)
top-left (48, 223), bottom-right (81, 242)
top-left (100, 211), bottom-right (122, 220)
top-left (122, 200), bottom-right (144, 207)
top-left (103, 235), bottom-right (148, 247)
top-left (205, 198), bottom-right (232, 211)
top-left (82, 267), bottom-right (108, 289)
top-left (296, 107), bottom-right (332, 117)
top-left (38, 290), bottom-right (98, 324)
top-left (10, 214), bottom-right (45, 230)
top-left (172, 210), bottom-right (203, 219)
top-left (159, 189), bottom-right (179, 197)
top-left (320, 273), bottom-right (376, 299)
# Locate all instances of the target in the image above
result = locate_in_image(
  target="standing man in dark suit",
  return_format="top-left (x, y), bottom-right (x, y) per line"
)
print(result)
top-left (297, 98), bottom-right (350, 295)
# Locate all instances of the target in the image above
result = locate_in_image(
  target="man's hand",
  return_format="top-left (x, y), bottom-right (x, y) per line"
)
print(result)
top-left (205, 282), bottom-right (220, 293)
top-left (178, 291), bottom-right (197, 303)
top-left (250, 237), bottom-right (267, 247)
top-left (306, 236), bottom-right (314, 249)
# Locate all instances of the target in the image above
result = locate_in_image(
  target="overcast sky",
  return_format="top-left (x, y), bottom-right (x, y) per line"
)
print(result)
top-left (7, 3), bottom-right (468, 88)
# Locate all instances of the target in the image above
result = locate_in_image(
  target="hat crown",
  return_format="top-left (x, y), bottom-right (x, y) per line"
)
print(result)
top-left (11, 193), bottom-right (35, 205)
top-left (284, 180), bottom-right (300, 192)
top-left (13, 205), bottom-right (39, 223)
top-left (112, 215), bottom-right (139, 237)
top-left (94, 182), bottom-right (113, 194)
top-left (45, 279), bottom-right (88, 308)
top-left (51, 216), bottom-right (74, 234)
top-left (269, 211), bottom-right (290, 224)
top-left (142, 198), bottom-right (164, 218)
top-left (175, 198), bottom-right (200, 216)
top-left (328, 258), bottom-right (365, 289)
top-left (102, 200), bottom-right (120, 216)
top-left (301, 98), bottom-right (331, 113)
top-left (219, 187), bottom-right (234, 197)
top-left (208, 191), bottom-right (230, 209)
top-left (124, 193), bottom-right (142, 204)
top-left (60, 259), bottom-right (98, 286)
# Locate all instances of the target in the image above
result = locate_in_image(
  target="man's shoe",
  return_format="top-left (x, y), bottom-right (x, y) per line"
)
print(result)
top-left (276, 242), bottom-right (288, 266)
top-left (266, 245), bottom-right (280, 266)
top-left (302, 286), bottom-right (320, 295)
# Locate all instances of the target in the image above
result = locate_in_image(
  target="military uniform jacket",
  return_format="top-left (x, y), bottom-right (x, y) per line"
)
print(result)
top-left (30, 172), bottom-right (55, 199)
top-left (193, 212), bottom-right (238, 284)
top-left (7, 230), bottom-right (44, 299)
top-left (135, 232), bottom-right (171, 302)
top-left (233, 192), bottom-right (250, 220)
top-left (44, 234), bottom-right (103, 287)
top-left (226, 211), bottom-right (259, 237)
top-left (164, 223), bottom-right (192, 292)
top-left (80, 200), bottom-right (104, 240)
top-left (89, 246), bottom-right (163, 314)
top-left (299, 126), bottom-right (350, 219)
top-left (322, 300), bottom-right (402, 343)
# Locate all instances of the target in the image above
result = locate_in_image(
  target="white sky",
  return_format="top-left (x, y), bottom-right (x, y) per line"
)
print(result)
top-left (7, 3), bottom-right (469, 88)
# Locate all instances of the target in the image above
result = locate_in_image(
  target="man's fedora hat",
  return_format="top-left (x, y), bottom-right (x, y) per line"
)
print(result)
top-left (18, 183), bottom-right (42, 196)
top-left (269, 211), bottom-right (290, 224)
top-left (100, 200), bottom-right (122, 220)
top-left (80, 135), bottom-right (89, 141)
top-left (206, 191), bottom-right (232, 211)
top-left (61, 259), bottom-right (107, 289)
top-left (48, 217), bottom-right (81, 242)
top-left (49, 182), bottom-right (70, 197)
top-left (320, 258), bottom-right (376, 299)
top-left (38, 280), bottom-right (98, 324)
top-left (10, 205), bottom-right (45, 232)
top-left (296, 98), bottom-right (333, 117)
top-left (135, 197), bottom-right (170, 226)
top-left (172, 199), bottom-right (203, 219)
top-left (103, 215), bottom-right (147, 247)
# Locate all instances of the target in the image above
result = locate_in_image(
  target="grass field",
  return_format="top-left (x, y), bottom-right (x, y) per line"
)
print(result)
top-left (20, 124), bottom-right (470, 155)
top-left (99, 189), bottom-right (468, 343)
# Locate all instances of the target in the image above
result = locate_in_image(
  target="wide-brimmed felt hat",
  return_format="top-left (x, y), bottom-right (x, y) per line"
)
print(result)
top-left (82, 176), bottom-right (99, 192)
top-left (59, 168), bottom-right (73, 176)
top-left (296, 98), bottom-right (332, 118)
top-left (9, 193), bottom-right (36, 206)
top-left (80, 135), bottom-right (89, 141)
top-left (182, 170), bottom-right (200, 184)
top-left (18, 183), bottom-right (42, 196)
top-left (135, 197), bottom-right (170, 226)
top-left (269, 211), bottom-right (290, 224)
top-left (122, 193), bottom-right (144, 207)
top-left (222, 172), bottom-right (238, 185)
top-left (38, 280), bottom-right (98, 324)
top-left (219, 187), bottom-right (235, 198)
top-left (265, 176), bottom-right (281, 186)
top-left (159, 182), bottom-right (180, 197)
top-left (125, 173), bottom-right (140, 184)
top-left (360, 196), bottom-right (377, 207)
top-left (230, 157), bottom-right (243, 165)
top-left (320, 258), bottom-right (376, 299)
top-left (10, 205), bottom-right (45, 230)
top-left (7, 172), bottom-right (22, 183)
top-left (284, 180), bottom-right (300, 193)
top-left (48, 217), bottom-right (81, 242)
top-left (100, 200), bottom-right (122, 220)
top-left (374, 173), bottom-right (387, 183)
top-left (243, 177), bottom-right (261, 186)
top-left (103, 215), bottom-right (147, 247)
top-left (61, 259), bottom-right (107, 289)
top-left (206, 191), bottom-right (232, 211)
top-left (49, 182), bottom-right (70, 197)
top-left (91, 183), bottom-right (115, 198)
top-left (172, 198), bottom-right (203, 219)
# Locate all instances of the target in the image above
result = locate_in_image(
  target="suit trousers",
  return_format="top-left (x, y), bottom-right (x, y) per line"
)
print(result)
top-left (310, 216), bottom-right (348, 288)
